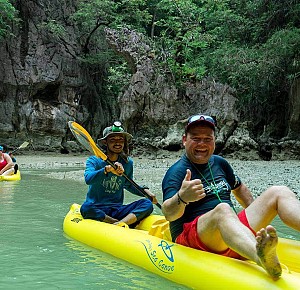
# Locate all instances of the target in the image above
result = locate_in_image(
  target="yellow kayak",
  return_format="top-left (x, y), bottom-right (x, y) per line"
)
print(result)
top-left (0, 170), bottom-right (21, 181)
top-left (63, 203), bottom-right (300, 289)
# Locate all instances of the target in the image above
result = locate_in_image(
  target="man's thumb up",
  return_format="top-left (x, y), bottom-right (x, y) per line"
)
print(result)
top-left (184, 169), bottom-right (191, 182)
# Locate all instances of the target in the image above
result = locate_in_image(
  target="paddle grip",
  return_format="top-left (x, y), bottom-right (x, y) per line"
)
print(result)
top-left (106, 159), bottom-right (161, 209)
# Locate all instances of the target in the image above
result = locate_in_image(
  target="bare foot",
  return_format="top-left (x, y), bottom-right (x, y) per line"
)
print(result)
top-left (256, 225), bottom-right (282, 279)
top-left (103, 215), bottom-right (119, 224)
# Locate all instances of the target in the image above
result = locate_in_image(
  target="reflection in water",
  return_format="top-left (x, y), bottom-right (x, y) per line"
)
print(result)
top-left (64, 237), bottom-right (188, 290)
top-left (0, 181), bottom-right (18, 206)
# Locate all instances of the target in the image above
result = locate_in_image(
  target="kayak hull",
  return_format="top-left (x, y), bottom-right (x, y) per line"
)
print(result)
top-left (63, 204), bottom-right (300, 289)
top-left (0, 170), bottom-right (21, 181)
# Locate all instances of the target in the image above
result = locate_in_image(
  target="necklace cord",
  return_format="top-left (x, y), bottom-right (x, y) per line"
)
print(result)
top-left (190, 160), bottom-right (237, 214)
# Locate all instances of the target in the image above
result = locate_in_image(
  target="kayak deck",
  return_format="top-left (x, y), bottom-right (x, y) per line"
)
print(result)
top-left (63, 203), bottom-right (300, 289)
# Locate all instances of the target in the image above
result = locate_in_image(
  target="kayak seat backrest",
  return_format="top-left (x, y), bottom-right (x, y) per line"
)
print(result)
top-left (148, 218), bottom-right (172, 241)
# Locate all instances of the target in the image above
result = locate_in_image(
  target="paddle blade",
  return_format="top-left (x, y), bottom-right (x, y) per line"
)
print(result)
top-left (68, 121), bottom-right (108, 161)
top-left (10, 141), bottom-right (30, 154)
top-left (19, 141), bottom-right (29, 149)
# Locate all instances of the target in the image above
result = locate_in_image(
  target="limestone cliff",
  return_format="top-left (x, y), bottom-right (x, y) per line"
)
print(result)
top-left (0, 1), bottom-right (299, 160)
top-left (0, 0), bottom-right (116, 151)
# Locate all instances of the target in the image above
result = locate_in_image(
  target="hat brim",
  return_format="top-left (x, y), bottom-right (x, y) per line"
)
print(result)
top-left (99, 132), bottom-right (133, 144)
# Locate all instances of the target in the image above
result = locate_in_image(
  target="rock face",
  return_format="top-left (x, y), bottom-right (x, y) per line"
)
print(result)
top-left (0, 2), bottom-right (299, 160)
top-left (106, 28), bottom-right (300, 159)
top-left (288, 78), bottom-right (300, 139)
top-left (0, 0), bottom-right (116, 151)
top-left (105, 28), bottom-right (240, 152)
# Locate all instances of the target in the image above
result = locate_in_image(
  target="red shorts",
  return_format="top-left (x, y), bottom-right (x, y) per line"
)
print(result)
top-left (175, 209), bottom-right (256, 259)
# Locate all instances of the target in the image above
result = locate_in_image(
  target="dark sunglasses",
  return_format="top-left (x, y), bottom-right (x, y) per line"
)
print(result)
top-left (187, 115), bottom-right (216, 125)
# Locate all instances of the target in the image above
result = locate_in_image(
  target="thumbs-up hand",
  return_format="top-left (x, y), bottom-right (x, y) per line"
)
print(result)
top-left (178, 169), bottom-right (206, 203)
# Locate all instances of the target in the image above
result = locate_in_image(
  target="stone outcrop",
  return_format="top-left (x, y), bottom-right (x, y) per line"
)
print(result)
top-left (0, 0), bottom-right (115, 151)
top-left (106, 28), bottom-right (300, 159)
top-left (105, 28), bottom-right (240, 151)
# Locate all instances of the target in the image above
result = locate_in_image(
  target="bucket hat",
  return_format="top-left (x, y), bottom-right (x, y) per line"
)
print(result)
top-left (99, 121), bottom-right (132, 143)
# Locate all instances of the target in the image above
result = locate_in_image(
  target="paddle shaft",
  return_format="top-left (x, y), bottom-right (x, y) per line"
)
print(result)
top-left (11, 142), bottom-right (29, 154)
top-left (11, 148), bottom-right (21, 154)
top-left (105, 158), bottom-right (161, 209)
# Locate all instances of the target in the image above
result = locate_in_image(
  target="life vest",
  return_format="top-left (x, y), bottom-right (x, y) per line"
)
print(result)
top-left (0, 153), bottom-right (8, 170)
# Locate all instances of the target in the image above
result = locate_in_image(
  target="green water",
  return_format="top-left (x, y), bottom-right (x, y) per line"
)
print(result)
top-left (0, 167), bottom-right (188, 290)
top-left (1, 157), bottom-right (299, 290)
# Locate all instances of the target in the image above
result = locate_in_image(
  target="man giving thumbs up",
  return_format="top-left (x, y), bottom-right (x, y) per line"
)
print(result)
top-left (162, 114), bottom-right (300, 279)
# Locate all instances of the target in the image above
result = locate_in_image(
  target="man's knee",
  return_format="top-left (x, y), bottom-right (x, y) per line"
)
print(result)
top-left (135, 199), bottom-right (153, 221)
top-left (264, 185), bottom-right (295, 198)
top-left (213, 203), bottom-right (235, 217)
top-left (80, 204), bottom-right (105, 221)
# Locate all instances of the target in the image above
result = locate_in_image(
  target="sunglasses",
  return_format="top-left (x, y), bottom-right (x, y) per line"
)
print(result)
top-left (185, 114), bottom-right (216, 133)
top-left (187, 115), bottom-right (216, 126)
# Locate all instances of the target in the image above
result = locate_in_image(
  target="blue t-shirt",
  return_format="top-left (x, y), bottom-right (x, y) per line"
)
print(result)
top-left (84, 155), bottom-right (144, 206)
top-left (162, 154), bottom-right (241, 241)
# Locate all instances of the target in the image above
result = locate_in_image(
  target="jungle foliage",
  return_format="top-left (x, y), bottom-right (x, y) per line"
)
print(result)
top-left (68, 0), bottom-right (300, 124)
top-left (0, 0), bottom-right (18, 38)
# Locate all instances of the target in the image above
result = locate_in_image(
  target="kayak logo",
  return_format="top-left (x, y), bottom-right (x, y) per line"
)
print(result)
top-left (158, 240), bottom-right (174, 262)
top-left (71, 217), bottom-right (82, 223)
top-left (140, 239), bottom-right (175, 273)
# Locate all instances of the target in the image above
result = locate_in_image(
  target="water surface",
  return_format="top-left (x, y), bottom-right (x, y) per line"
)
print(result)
top-left (1, 155), bottom-right (299, 289)
top-left (0, 164), bottom-right (187, 290)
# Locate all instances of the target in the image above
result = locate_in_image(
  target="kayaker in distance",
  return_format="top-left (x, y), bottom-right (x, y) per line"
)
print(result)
top-left (2, 144), bottom-right (17, 162)
top-left (0, 145), bottom-right (15, 176)
top-left (2, 144), bottom-right (18, 174)
top-left (162, 114), bottom-right (300, 279)
top-left (80, 121), bottom-right (157, 227)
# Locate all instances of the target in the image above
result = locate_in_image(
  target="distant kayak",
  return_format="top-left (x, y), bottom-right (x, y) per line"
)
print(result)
top-left (0, 170), bottom-right (21, 181)
top-left (64, 203), bottom-right (300, 289)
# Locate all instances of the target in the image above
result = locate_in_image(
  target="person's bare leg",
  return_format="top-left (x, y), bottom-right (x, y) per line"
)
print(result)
top-left (114, 213), bottom-right (137, 226)
top-left (199, 204), bottom-right (259, 256)
top-left (274, 186), bottom-right (300, 231)
top-left (1, 167), bottom-right (14, 176)
top-left (256, 226), bottom-right (282, 279)
top-left (245, 186), bottom-right (300, 232)
top-left (198, 204), bottom-right (281, 278)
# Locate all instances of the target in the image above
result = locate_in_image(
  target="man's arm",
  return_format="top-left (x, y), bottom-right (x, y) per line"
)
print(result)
top-left (84, 156), bottom-right (105, 184)
top-left (232, 183), bottom-right (254, 208)
top-left (162, 191), bottom-right (187, 221)
top-left (162, 169), bottom-right (206, 221)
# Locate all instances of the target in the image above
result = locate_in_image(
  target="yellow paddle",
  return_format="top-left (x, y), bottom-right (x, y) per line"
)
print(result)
top-left (68, 121), bottom-right (161, 209)
top-left (11, 141), bottom-right (30, 154)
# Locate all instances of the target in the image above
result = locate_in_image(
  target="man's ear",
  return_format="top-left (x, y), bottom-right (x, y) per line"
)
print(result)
top-left (182, 134), bottom-right (187, 146)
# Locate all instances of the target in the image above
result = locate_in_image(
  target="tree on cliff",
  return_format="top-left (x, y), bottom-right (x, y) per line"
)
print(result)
top-left (0, 0), bottom-right (18, 39)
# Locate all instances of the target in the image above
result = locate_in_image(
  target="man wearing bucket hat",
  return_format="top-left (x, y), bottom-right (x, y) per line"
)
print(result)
top-left (80, 121), bottom-right (157, 227)
top-left (0, 145), bottom-right (15, 176)
top-left (162, 114), bottom-right (300, 279)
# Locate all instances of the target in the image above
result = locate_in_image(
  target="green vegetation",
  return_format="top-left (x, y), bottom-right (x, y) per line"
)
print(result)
top-left (0, 0), bottom-right (18, 39)
top-left (68, 1), bottom-right (300, 113)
